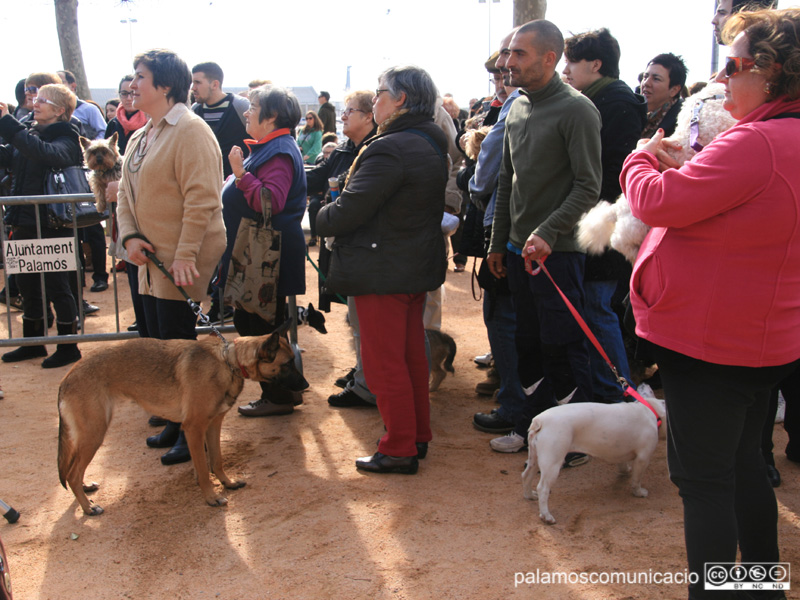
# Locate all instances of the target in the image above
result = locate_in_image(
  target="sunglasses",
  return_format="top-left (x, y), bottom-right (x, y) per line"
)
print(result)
top-left (24, 86), bottom-right (39, 95)
top-left (724, 56), bottom-right (756, 78)
top-left (118, 91), bottom-right (133, 98)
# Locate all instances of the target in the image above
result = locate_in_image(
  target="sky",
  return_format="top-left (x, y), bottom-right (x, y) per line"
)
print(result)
top-left (2, 0), bottom-right (796, 108)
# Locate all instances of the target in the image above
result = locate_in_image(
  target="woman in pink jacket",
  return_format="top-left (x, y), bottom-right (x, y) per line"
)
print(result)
top-left (621, 9), bottom-right (800, 598)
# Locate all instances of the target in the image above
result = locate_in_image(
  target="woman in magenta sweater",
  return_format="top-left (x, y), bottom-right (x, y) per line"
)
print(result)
top-left (621, 9), bottom-right (800, 598)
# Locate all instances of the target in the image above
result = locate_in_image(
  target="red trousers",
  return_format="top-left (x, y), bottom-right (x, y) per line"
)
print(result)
top-left (355, 293), bottom-right (432, 457)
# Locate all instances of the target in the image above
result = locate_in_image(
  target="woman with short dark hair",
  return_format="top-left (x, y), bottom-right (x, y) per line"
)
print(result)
top-left (221, 84), bottom-right (307, 417)
top-left (317, 66), bottom-right (448, 474)
top-left (114, 48), bottom-right (227, 465)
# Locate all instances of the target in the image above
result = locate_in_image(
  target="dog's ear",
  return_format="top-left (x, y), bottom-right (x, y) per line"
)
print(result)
top-left (258, 331), bottom-right (282, 363)
top-left (79, 136), bottom-right (92, 150)
top-left (109, 131), bottom-right (119, 149)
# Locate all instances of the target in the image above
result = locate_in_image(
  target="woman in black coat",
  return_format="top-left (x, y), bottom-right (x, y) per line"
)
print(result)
top-left (0, 83), bottom-right (82, 368)
top-left (317, 66), bottom-right (448, 474)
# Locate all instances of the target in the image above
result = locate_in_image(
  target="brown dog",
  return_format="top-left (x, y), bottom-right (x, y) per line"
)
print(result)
top-left (57, 325), bottom-right (304, 515)
top-left (80, 133), bottom-right (122, 213)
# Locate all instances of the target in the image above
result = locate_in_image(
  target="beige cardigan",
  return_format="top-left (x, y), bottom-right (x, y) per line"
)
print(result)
top-left (117, 103), bottom-right (226, 302)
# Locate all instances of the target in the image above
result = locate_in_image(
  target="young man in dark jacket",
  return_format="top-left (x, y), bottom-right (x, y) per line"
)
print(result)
top-left (562, 28), bottom-right (647, 403)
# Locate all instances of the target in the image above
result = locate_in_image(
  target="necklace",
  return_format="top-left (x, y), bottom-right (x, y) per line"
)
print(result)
top-left (128, 124), bottom-right (159, 173)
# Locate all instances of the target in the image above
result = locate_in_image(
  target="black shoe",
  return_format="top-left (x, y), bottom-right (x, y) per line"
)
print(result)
top-left (127, 321), bottom-right (138, 332)
top-left (147, 421), bottom-right (181, 448)
top-left (416, 442), bottom-right (428, 459)
top-left (148, 415), bottom-right (168, 427)
top-left (41, 345), bottom-right (81, 368)
top-left (82, 300), bottom-right (100, 315)
top-left (328, 388), bottom-right (375, 408)
top-left (375, 439), bottom-right (429, 459)
top-left (563, 452), bottom-right (590, 468)
top-left (2, 345), bottom-right (47, 363)
top-left (473, 410), bottom-right (514, 434)
top-left (335, 368), bottom-right (356, 389)
top-left (766, 464), bottom-right (781, 487)
top-left (90, 280), bottom-right (109, 292)
top-left (161, 432), bottom-right (191, 466)
top-left (307, 237), bottom-right (317, 247)
top-left (356, 452), bottom-right (418, 474)
top-left (209, 305), bottom-right (234, 326)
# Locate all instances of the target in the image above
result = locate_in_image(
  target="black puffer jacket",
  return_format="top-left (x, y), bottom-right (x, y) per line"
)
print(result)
top-left (316, 113), bottom-right (448, 296)
top-left (0, 115), bottom-right (82, 228)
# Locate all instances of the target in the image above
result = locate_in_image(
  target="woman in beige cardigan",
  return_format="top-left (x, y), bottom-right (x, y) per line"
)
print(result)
top-left (116, 49), bottom-right (227, 465)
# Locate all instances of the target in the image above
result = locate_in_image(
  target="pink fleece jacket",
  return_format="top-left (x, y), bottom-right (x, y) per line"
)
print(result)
top-left (621, 96), bottom-right (800, 367)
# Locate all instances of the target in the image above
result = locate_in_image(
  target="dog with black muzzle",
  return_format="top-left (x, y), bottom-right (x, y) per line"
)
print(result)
top-left (57, 321), bottom-right (307, 515)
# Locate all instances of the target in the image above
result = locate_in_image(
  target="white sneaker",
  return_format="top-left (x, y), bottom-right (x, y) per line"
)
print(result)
top-left (490, 432), bottom-right (527, 453)
top-left (474, 352), bottom-right (493, 366)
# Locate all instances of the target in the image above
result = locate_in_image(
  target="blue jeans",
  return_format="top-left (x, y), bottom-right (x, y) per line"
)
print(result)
top-left (484, 291), bottom-right (525, 423)
top-left (583, 280), bottom-right (631, 402)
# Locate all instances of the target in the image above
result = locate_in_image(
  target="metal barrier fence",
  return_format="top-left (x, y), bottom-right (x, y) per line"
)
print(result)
top-left (1, 193), bottom-right (235, 348)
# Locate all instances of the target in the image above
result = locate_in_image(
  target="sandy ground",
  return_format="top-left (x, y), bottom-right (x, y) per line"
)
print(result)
top-left (1, 247), bottom-right (799, 600)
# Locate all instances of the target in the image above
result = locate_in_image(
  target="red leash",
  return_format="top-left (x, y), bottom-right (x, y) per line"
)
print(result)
top-left (524, 254), bottom-right (662, 428)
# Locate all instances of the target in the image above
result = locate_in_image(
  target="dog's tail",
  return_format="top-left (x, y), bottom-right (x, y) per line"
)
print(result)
top-left (57, 387), bottom-right (77, 490)
top-left (443, 333), bottom-right (457, 374)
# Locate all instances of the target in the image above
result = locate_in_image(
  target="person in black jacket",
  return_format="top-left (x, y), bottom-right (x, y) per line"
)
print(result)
top-left (317, 66), bottom-right (448, 475)
top-left (0, 83), bottom-right (82, 368)
top-left (640, 53), bottom-right (687, 137)
top-left (563, 28), bottom-right (647, 402)
top-left (309, 90), bottom-right (379, 409)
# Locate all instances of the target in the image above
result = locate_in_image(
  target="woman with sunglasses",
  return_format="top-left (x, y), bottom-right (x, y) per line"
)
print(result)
top-left (0, 82), bottom-right (83, 368)
top-left (105, 75), bottom-right (147, 154)
top-left (622, 9), bottom-right (800, 598)
top-left (297, 110), bottom-right (322, 164)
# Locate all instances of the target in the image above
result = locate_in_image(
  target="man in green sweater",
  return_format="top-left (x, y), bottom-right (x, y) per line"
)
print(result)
top-left (485, 19), bottom-right (602, 454)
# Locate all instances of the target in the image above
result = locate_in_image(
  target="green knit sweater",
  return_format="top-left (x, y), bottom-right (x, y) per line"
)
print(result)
top-left (489, 73), bottom-right (602, 255)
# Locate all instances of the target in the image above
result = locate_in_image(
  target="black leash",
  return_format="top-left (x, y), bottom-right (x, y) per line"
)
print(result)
top-left (142, 249), bottom-right (228, 342)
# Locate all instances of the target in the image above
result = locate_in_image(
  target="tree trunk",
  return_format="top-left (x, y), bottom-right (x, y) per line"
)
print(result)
top-left (514, 0), bottom-right (547, 25)
top-left (54, 0), bottom-right (92, 100)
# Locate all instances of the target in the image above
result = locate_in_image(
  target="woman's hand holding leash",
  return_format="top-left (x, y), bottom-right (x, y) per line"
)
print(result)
top-left (124, 237), bottom-right (155, 266)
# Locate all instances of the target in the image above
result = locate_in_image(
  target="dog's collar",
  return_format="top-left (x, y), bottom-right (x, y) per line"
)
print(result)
top-left (224, 338), bottom-right (250, 379)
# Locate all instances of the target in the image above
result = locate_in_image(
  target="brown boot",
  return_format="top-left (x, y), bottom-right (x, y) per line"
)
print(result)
top-left (475, 367), bottom-right (500, 396)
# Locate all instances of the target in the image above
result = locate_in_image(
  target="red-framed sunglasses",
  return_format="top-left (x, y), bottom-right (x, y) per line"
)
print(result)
top-left (724, 56), bottom-right (756, 78)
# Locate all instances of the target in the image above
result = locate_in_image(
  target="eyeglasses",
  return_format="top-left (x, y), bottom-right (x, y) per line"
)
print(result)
top-left (24, 86), bottom-right (39, 95)
top-left (724, 56), bottom-right (756, 78)
top-left (33, 97), bottom-right (59, 107)
top-left (119, 91), bottom-right (133, 98)
top-left (375, 89), bottom-right (390, 97)
top-left (341, 108), bottom-right (367, 117)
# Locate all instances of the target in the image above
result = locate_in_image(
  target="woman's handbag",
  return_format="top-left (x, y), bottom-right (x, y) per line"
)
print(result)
top-left (44, 166), bottom-right (109, 229)
top-left (223, 187), bottom-right (281, 324)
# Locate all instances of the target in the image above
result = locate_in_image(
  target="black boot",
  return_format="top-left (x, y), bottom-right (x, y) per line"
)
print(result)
top-left (41, 321), bottom-right (81, 369)
top-left (146, 420), bottom-right (181, 448)
top-left (2, 318), bottom-right (47, 363)
top-left (161, 431), bottom-right (191, 465)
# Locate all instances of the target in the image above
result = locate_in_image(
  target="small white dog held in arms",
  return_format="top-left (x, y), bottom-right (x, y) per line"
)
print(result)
top-left (521, 397), bottom-right (666, 525)
top-left (577, 82), bottom-right (737, 264)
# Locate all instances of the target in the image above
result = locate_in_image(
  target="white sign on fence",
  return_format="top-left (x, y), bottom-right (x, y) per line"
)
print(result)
top-left (3, 238), bottom-right (79, 274)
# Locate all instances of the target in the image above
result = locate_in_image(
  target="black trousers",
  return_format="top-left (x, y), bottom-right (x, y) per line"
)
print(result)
top-left (654, 344), bottom-right (798, 599)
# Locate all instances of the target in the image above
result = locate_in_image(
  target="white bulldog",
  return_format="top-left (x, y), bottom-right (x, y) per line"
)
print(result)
top-left (521, 397), bottom-right (666, 525)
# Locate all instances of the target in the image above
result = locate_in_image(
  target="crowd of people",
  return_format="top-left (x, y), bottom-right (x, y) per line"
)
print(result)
top-left (2, 2), bottom-right (800, 597)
